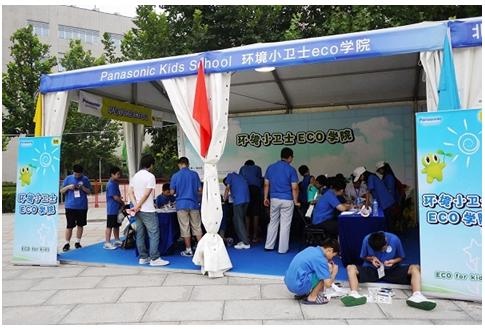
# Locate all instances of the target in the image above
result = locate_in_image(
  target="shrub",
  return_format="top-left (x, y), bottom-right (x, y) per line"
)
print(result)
top-left (2, 191), bottom-right (16, 213)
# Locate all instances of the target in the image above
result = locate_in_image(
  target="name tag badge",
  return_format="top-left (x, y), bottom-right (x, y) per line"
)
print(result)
top-left (74, 190), bottom-right (81, 198)
top-left (377, 264), bottom-right (385, 279)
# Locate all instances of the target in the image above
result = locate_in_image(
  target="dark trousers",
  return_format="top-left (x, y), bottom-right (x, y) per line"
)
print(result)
top-left (233, 203), bottom-right (250, 244)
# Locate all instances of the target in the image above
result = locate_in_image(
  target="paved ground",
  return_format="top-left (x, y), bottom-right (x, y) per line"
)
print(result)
top-left (2, 209), bottom-right (482, 325)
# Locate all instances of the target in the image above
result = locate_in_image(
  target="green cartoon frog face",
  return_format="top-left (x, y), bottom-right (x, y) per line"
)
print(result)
top-left (19, 166), bottom-right (32, 186)
top-left (421, 153), bottom-right (446, 184)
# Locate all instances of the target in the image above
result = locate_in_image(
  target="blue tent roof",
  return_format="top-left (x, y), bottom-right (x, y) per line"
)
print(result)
top-left (40, 17), bottom-right (481, 94)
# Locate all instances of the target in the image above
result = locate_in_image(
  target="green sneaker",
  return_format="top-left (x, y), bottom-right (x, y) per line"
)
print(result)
top-left (341, 295), bottom-right (367, 307)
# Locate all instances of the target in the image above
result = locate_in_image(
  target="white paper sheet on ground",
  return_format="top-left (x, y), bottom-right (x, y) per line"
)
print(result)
top-left (366, 288), bottom-right (393, 304)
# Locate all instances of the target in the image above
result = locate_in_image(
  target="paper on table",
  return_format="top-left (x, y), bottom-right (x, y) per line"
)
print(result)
top-left (341, 209), bottom-right (359, 215)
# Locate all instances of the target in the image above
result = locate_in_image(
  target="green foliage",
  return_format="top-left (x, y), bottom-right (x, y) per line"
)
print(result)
top-left (101, 32), bottom-right (123, 64)
top-left (2, 25), bottom-right (57, 135)
top-left (59, 40), bottom-right (121, 177)
top-left (2, 191), bottom-right (16, 213)
top-left (145, 124), bottom-right (179, 179)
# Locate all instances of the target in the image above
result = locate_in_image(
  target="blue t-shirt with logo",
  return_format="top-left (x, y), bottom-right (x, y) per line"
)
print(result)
top-left (298, 174), bottom-right (312, 203)
top-left (156, 194), bottom-right (176, 208)
top-left (366, 174), bottom-right (395, 210)
top-left (63, 174), bottom-right (91, 209)
top-left (360, 232), bottom-right (405, 268)
top-left (265, 160), bottom-right (299, 201)
top-left (226, 172), bottom-right (250, 205)
top-left (106, 178), bottom-right (121, 215)
top-left (239, 164), bottom-right (262, 188)
top-left (170, 167), bottom-right (202, 210)
top-left (284, 246), bottom-right (331, 295)
top-left (312, 189), bottom-right (340, 225)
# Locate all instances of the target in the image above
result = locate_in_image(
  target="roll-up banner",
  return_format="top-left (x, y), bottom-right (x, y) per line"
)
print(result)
top-left (12, 136), bottom-right (62, 265)
top-left (415, 109), bottom-right (482, 301)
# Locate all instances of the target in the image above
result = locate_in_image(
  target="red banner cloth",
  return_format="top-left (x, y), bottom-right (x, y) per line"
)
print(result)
top-left (192, 60), bottom-right (212, 158)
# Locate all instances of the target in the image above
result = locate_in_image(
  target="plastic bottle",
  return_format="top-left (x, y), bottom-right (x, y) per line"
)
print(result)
top-left (372, 199), bottom-right (379, 216)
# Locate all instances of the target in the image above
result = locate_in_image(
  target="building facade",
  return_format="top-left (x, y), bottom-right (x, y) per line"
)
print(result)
top-left (2, 5), bottom-right (135, 72)
top-left (2, 5), bottom-right (135, 182)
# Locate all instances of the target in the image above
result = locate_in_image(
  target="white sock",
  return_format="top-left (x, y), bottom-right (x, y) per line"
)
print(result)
top-left (413, 291), bottom-right (422, 296)
top-left (75, 238), bottom-right (80, 243)
top-left (65, 241), bottom-right (70, 245)
top-left (186, 248), bottom-right (192, 252)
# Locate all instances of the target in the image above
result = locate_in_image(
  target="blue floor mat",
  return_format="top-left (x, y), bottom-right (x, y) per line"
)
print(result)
top-left (58, 241), bottom-right (348, 280)
top-left (58, 227), bottom-right (419, 280)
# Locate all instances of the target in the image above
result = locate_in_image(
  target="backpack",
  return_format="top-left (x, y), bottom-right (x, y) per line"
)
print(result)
top-left (121, 224), bottom-right (136, 249)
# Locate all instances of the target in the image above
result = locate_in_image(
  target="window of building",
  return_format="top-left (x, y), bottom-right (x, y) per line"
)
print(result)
top-left (58, 25), bottom-right (99, 44)
top-left (107, 33), bottom-right (123, 49)
top-left (27, 20), bottom-right (49, 37)
top-left (57, 53), bottom-right (65, 72)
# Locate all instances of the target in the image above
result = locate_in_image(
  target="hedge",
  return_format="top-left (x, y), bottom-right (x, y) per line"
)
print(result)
top-left (2, 191), bottom-right (16, 213)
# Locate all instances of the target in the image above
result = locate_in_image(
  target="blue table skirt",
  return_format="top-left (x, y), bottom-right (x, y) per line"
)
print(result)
top-left (135, 211), bottom-right (180, 257)
top-left (338, 209), bottom-right (387, 266)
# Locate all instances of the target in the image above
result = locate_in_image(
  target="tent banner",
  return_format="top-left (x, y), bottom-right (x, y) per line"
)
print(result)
top-left (184, 105), bottom-right (416, 191)
top-left (416, 109), bottom-right (482, 301)
top-left (449, 18), bottom-right (482, 48)
top-left (101, 97), bottom-right (153, 126)
top-left (12, 136), bottom-right (62, 265)
top-left (40, 22), bottom-right (449, 93)
top-left (79, 91), bottom-right (103, 117)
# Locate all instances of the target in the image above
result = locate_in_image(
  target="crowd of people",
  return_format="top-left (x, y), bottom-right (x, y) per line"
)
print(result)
top-left (59, 148), bottom-right (431, 309)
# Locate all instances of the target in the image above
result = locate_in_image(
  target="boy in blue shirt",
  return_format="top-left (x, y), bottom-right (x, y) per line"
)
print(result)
top-left (104, 166), bottom-right (125, 250)
top-left (284, 238), bottom-right (340, 305)
top-left (223, 172), bottom-right (250, 249)
top-left (341, 231), bottom-right (437, 311)
top-left (156, 183), bottom-right (176, 208)
top-left (60, 164), bottom-right (92, 251)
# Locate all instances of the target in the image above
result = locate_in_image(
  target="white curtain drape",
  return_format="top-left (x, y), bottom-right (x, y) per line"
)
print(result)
top-left (123, 122), bottom-right (144, 179)
top-left (43, 91), bottom-right (70, 136)
top-left (162, 72), bottom-right (232, 278)
top-left (420, 46), bottom-right (482, 111)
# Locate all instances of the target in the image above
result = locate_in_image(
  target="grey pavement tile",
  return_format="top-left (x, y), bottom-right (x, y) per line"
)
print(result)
top-left (432, 319), bottom-right (482, 325)
top-left (453, 300), bottom-right (482, 321)
top-left (119, 286), bottom-right (193, 302)
top-left (97, 274), bottom-right (165, 288)
top-left (265, 319), bottom-right (348, 325)
top-left (302, 299), bottom-right (386, 319)
top-left (227, 276), bottom-right (282, 285)
top-left (45, 287), bottom-right (125, 305)
top-left (223, 299), bottom-right (303, 320)
top-left (191, 284), bottom-right (260, 301)
top-left (2, 279), bottom-right (37, 291)
top-left (378, 298), bottom-right (473, 320)
top-left (2, 290), bottom-right (57, 306)
top-left (183, 320), bottom-right (263, 325)
top-left (163, 272), bottom-right (228, 286)
top-left (2, 269), bottom-right (25, 280)
top-left (142, 301), bottom-right (223, 322)
top-left (60, 302), bottom-right (149, 324)
top-left (123, 322), bottom-right (181, 325)
top-left (348, 319), bottom-right (434, 325)
top-left (17, 266), bottom-right (86, 279)
top-left (78, 266), bottom-right (141, 276)
top-left (2, 305), bottom-right (74, 325)
top-left (261, 283), bottom-right (294, 299)
top-left (30, 276), bottom-right (103, 290)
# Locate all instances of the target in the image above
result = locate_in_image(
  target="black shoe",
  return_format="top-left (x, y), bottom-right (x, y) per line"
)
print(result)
top-left (62, 243), bottom-right (70, 252)
top-left (264, 248), bottom-right (274, 252)
top-left (74, 242), bottom-right (82, 249)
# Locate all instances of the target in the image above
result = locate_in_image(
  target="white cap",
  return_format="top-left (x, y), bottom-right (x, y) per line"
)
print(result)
top-left (376, 161), bottom-right (385, 170)
top-left (352, 166), bottom-right (366, 182)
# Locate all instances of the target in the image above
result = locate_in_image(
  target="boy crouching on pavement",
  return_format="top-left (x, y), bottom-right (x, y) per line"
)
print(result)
top-left (284, 238), bottom-right (339, 304)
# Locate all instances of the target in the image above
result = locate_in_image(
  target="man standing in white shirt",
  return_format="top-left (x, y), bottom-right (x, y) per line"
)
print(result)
top-left (128, 154), bottom-right (169, 266)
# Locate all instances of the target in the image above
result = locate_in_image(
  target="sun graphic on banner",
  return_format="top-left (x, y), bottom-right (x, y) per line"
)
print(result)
top-left (443, 118), bottom-right (481, 168)
top-left (32, 142), bottom-right (60, 176)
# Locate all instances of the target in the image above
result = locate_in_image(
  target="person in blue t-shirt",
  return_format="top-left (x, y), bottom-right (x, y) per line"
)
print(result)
top-left (310, 176), bottom-right (351, 239)
top-left (170, 157), bottom-right (203, 257)
top-left (223, 172), bottom-right (250, 249)
top-left (239, 159), bottom-right (263, 243)
top-left (60, 164), bottom-right (92, 252)
top-left (341, 231), bottom-right (436, 311)
top-left (156, 183), bottom-right (176, 208)
top-left (264, 147), bottom-right (300, 254)
top-left (352, 166), bottom-right (401, 231)
top-left (298, 165), bottom-right (314, 213)
top-left (104, 166), bottom-right (125, 250)
top-left (284, 238), bottom-right (340, 305)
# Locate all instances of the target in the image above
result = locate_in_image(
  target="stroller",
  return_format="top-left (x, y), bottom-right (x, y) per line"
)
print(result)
top-left (119, 205), bottom-right (137, 249)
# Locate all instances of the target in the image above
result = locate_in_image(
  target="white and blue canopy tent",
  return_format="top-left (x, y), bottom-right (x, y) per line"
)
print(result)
top-left (38, 17), bottom-right (482, 278)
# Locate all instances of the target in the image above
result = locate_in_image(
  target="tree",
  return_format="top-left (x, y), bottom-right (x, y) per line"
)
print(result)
top-left (59, 40), bottom-right (121, 177)
top-left (2, 25), bottom-right (57, 137)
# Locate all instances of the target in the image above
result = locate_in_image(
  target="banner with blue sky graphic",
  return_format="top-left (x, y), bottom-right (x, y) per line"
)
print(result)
top-left (12, 137), bottom-right (61, 265)
top-left (416, 109), bottom-right (482, 301)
